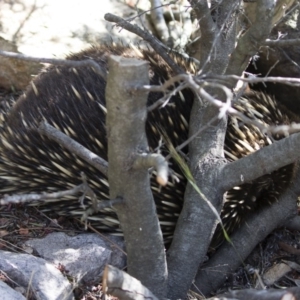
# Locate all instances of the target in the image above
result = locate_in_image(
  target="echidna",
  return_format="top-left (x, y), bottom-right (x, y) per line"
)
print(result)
top-left (0, 45), bottom-right (296, 244)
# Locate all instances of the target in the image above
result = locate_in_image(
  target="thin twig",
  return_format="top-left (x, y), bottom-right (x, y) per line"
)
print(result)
top-left (1, 184), bottom-right (86, 205)
top-left (104, 13), bottom-right (184, 74)
top-left (0, 50), bottom-right (107, 79)
top-left (12, 1), bottom-right (38, 43)
top-left (38, 122), bottom-right (108, 176)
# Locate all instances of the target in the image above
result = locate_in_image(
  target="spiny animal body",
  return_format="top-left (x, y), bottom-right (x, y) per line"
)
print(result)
top-left (0, 45), bottom-right (296, 244)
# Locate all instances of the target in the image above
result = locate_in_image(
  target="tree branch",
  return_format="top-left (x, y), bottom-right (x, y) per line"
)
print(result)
top-left (226, 0), bottom-right (275, 77)
top-left (194, 168), bottom-right (300, 295)
top-left (0, 50), bottom-right (107, 79)
top-left (219, 132), bottom-right (300, 192)
top-left (39, 122), bottom-right (108, 177)
top-left (106, 55), bottom-right (166, 297)
top-left (103, 265), bottom-right (159, 300)
top-left (104, 13), bottom-right (184, 74)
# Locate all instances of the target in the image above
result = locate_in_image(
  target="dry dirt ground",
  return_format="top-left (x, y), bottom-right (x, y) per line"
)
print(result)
top-left (1, 1), bottom-right (300, 299)
top-left (0, 0), bottom-right (144, 57)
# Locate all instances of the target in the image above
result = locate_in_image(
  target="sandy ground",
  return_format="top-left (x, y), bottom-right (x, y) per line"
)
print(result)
top-left (0, 0), bottom-right (145, 58)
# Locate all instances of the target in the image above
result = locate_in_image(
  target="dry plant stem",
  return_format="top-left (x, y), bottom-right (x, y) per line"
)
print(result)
top-left (226, 0), bottom-right (275, 77)
top-left (38, 122), bottom-right (108, 176)
top-left (96, 198), bottom-right (124, 211)
top-left (0, 238), bottom-right (28, 253)
top-left (146, 74), bottom-right (300, 136)
top-left (179, 1), bottom-right (194, 48)
top-left (12, 1), bottom-right (38, 43)
top-left (1, 270), bottom-right (25, 288)
top-left (196, 82), bottom-right (300, 136)
top-left (264, 38), bottom-right (300, 47)
top-left (106, 55), bottom-right (166, 298)
top-left (81, 198), bottom-right (124, 222)
top-left (166, 4), bottom-right (237, 299)
top-left (207, 74), bottom-right (300, 87)
top-left (0, 184), bottom-right (86, 205)
top-left (215, 287), bottom-right (300, 300)
top-left (0, 50), bottom-right (107, 79)
top-left (150, 0), bottom-right (170, 44)
top-left (189, 0), bottom-right (211, 22)
top-left (166, 100), bottom-right (227, 300)
top-left (194, 0), bottom-right (238, 73)
top-left (104, 13), bottom-right (184, 74)
top-left (166, 87), bottom-right (230, 298)
top-left (194, 169), bottom-right (300, 295)
top-left (219, 132), bottom-right (300, 191)
top-left (187, 0), bottom-right (215, 63)
top-left (103, 265), bottom-right (159, 300)
top-left (133, 153), bottom-right (169, 186)
top-left (36, 208), bottom-right (63, 229)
